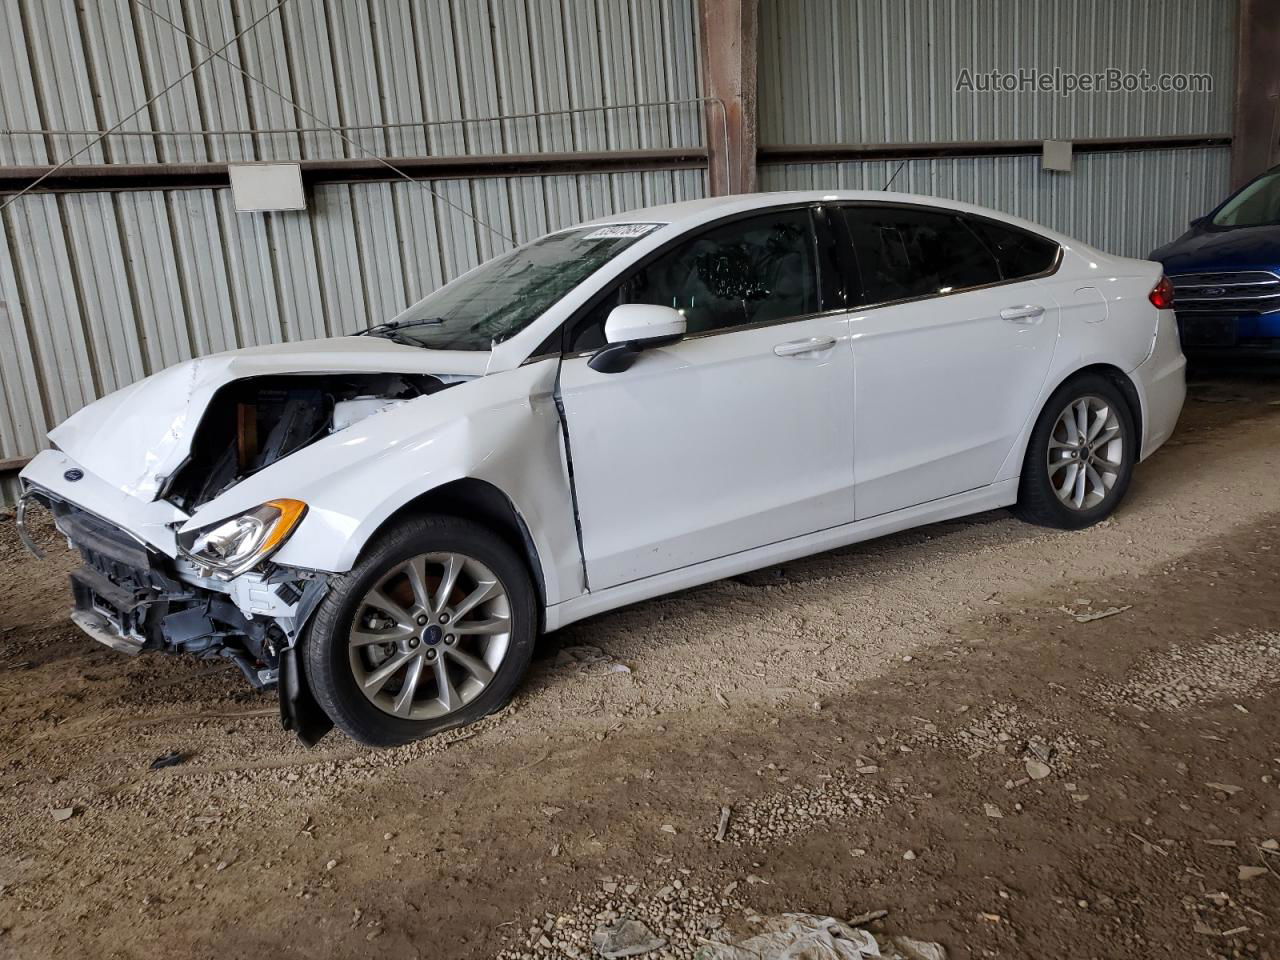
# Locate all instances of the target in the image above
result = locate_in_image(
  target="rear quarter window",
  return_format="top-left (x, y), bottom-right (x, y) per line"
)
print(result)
top-left (968, 218), bottom-right (1060, 281)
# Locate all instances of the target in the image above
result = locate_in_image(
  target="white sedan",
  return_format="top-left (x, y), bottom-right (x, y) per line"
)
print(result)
top-left (18, 191), bottom-right (1186, 747)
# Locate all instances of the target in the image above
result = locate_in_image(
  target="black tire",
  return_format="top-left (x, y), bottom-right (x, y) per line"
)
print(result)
top-left (1014, 373), bottom-right (1137, 530)
top-left (303, 514), bottom-right (536, 747)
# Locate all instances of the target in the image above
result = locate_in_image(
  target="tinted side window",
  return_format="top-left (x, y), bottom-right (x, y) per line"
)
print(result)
top-left (969, 218), bottom-right (1060, 280)
top-left (843, 206), bottom-right (1001, 305)
top-left (568, 209), bottom-right (819, 352)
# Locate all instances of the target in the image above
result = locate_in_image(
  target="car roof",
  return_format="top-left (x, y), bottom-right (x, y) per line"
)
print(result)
top-left (582, 190), bottom-right (1074, 245)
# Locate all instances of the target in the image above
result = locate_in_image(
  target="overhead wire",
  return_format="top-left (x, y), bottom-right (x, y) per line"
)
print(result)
top-left (0, 0), bottom-right (294, 215)
top-left (129, 0), bottom-right (516, 245)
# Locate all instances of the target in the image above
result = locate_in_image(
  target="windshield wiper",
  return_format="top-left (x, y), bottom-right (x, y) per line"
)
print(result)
top-left (357, 317), bottom-right (447, 339)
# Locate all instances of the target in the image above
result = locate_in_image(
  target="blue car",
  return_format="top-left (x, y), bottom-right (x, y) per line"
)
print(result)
top-left (1150, 165), bottom-right (1280, 356)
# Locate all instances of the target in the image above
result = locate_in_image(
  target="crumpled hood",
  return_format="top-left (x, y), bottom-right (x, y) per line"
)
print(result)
top-left (49, 337), bottom-right (491, 501)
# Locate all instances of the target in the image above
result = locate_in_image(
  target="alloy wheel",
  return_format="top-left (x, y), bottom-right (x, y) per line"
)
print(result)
top-left (1046, 395), bottom-right (1125, 511)
top-left (347, 553), bottom-right (512, 720)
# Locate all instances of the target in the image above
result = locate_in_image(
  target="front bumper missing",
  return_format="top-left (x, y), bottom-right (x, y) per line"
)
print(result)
top-left (15, 490), bottom-right (45, 559)
top-left (20, 484), bottom-right (336, 745)
top-left (70, 609), bottom-right (144, 655)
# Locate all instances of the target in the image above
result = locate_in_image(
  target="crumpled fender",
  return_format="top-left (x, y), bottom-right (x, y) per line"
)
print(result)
top-left (181, 358), bottom-right (583, 607)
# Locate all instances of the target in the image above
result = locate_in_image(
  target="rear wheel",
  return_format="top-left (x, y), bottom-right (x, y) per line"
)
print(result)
top-left (304, 515), bottom-right (536, 747)
top-left (1014, 373), bottom-right (1136, 530)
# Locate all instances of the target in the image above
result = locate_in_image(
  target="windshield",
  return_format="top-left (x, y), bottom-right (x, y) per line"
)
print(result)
top-left (1212, 169), bottom-right (1280, 228)
top-left (378, 223), bottom-right (662, 350)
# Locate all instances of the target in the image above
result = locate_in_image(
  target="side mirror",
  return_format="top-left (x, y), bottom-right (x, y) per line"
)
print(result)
top-left (1189, 215), bottom-right (1208, 229)
top-left (588, 305), bottom-right (686, 374)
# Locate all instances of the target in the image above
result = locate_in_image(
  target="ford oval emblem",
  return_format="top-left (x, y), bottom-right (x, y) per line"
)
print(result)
top-left (64, 468), bottom-right (84, 482)
top-left (1203, 286), bottom-right (1225, 296)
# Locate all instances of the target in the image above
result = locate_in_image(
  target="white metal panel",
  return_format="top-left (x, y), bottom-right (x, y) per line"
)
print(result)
top-left (59, 192), bottom-right (147, 391)
top-left (117, 191), bottom-right (195, 372)
top-left (131, 0), bottom-right (208, 163)
top-left (167, 190), bottom-right (240, 356)
top-left (1, 0), bottom-right (705, 165)
top-left (281, 0), bottom-right (345, 159)
top-left (0, 0), bottom-right (48, 165)
top-left (235, 0), bottom-right (303, 161)
top-left (20, 0), bottom-right (105, 164)
top-left (76, 0), bottom-right (156, 165)
top-left (311, 184), bottom-right (373, 336)
top-left (3, 195), bottom-right (97, 423)
top-left (183, 0), bottom-right (257, 163)
top-left (759, 0), bottom-right (1238, 145)
top-left (0, 236), bottom-right (47, 464)
top-left (351, 183), bottom-right (409, 326)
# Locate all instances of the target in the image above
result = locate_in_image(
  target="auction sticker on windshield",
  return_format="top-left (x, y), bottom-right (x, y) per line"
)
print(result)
top-left (583, 223), bottom-right (661, 239)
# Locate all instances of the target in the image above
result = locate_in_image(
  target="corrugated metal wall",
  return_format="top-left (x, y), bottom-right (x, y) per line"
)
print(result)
top-left (0, 0), bottom-right (703, 164)
top-left (760, 146), bottom-right (1232, 258)
top-left (0, 0), bottom-right (708, 503)
top-left (756, 0), bottom-right (1237, 270)
top-left (759, 0), bottom-right (1236, 144)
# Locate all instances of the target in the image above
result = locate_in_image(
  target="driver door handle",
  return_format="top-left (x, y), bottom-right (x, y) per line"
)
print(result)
top-left (1000, 304), bottom-right (1045, 323)
top-left (774, 336), bottom-right (836, 357)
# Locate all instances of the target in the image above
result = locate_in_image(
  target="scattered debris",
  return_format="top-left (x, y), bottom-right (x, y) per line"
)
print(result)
top-left (1024, 738), bottom-right (1054, 764)
top-left (715, 805), bottom-right (731, 843)
top-left (1025, 759), bottom-right (1051, 780)
top-left (693, 913), bottom-right (946, 960)
top-left (1238, 865), bottom-right (1268, 882)
top-left (721, 771), bottom-right (884, 846)
top-left (149, 751), bottom-right (185, 770)
top-left (1196, 920), bottom-right (1251, 938)
top-left (1101, 631), bottom-right (1280, 712)
top-left (659, 824), bottom-right (677, 835)
top-left (592, 918), bottom-right (666, 959)
top-left (554, 645), bottom-right (631, 674)
top-left (1058, 603), bottom-right (1132, 623)
top-left (1206, 782), bottom-right (1244, 796)
top-left (1128, 831), bottom-right (1168, 857)
top-left (846, 909), bottom-right (889, 927)
top-left (50, 807), bottom-right (74, 822)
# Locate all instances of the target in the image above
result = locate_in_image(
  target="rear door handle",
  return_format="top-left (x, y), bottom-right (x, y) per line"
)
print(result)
top-left (774, 336), bottom-right (836, 357)
top-left (1000, 304), bottom-right (1045, 323)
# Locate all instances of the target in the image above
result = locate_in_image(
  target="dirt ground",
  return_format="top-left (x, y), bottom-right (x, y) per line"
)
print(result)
top-left (3, 368), bottom-right (1280, 960)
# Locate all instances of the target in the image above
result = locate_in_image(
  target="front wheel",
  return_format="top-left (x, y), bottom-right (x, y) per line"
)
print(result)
top-left (1014, 373), bottom-right (1137, 530)
top-left (304, 515), bottom-right (536, 747)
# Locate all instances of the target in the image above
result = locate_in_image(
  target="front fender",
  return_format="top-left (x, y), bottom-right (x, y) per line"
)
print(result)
top-left (182, 359), bottom-right (582, 606)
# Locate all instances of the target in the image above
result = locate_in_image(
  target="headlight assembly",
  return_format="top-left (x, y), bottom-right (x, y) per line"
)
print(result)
top-left (177, 499), bottom-right (307, 579)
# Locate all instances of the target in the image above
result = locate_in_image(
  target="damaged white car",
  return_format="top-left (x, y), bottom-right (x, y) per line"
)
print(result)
top-left (18, 191), bottom-right (1186, 747)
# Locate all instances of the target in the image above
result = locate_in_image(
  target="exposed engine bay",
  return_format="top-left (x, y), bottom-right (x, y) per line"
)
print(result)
top-left (23, 370), bottom-right (468, 744)
top-left (164, 372), bottom-right (454, 510)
